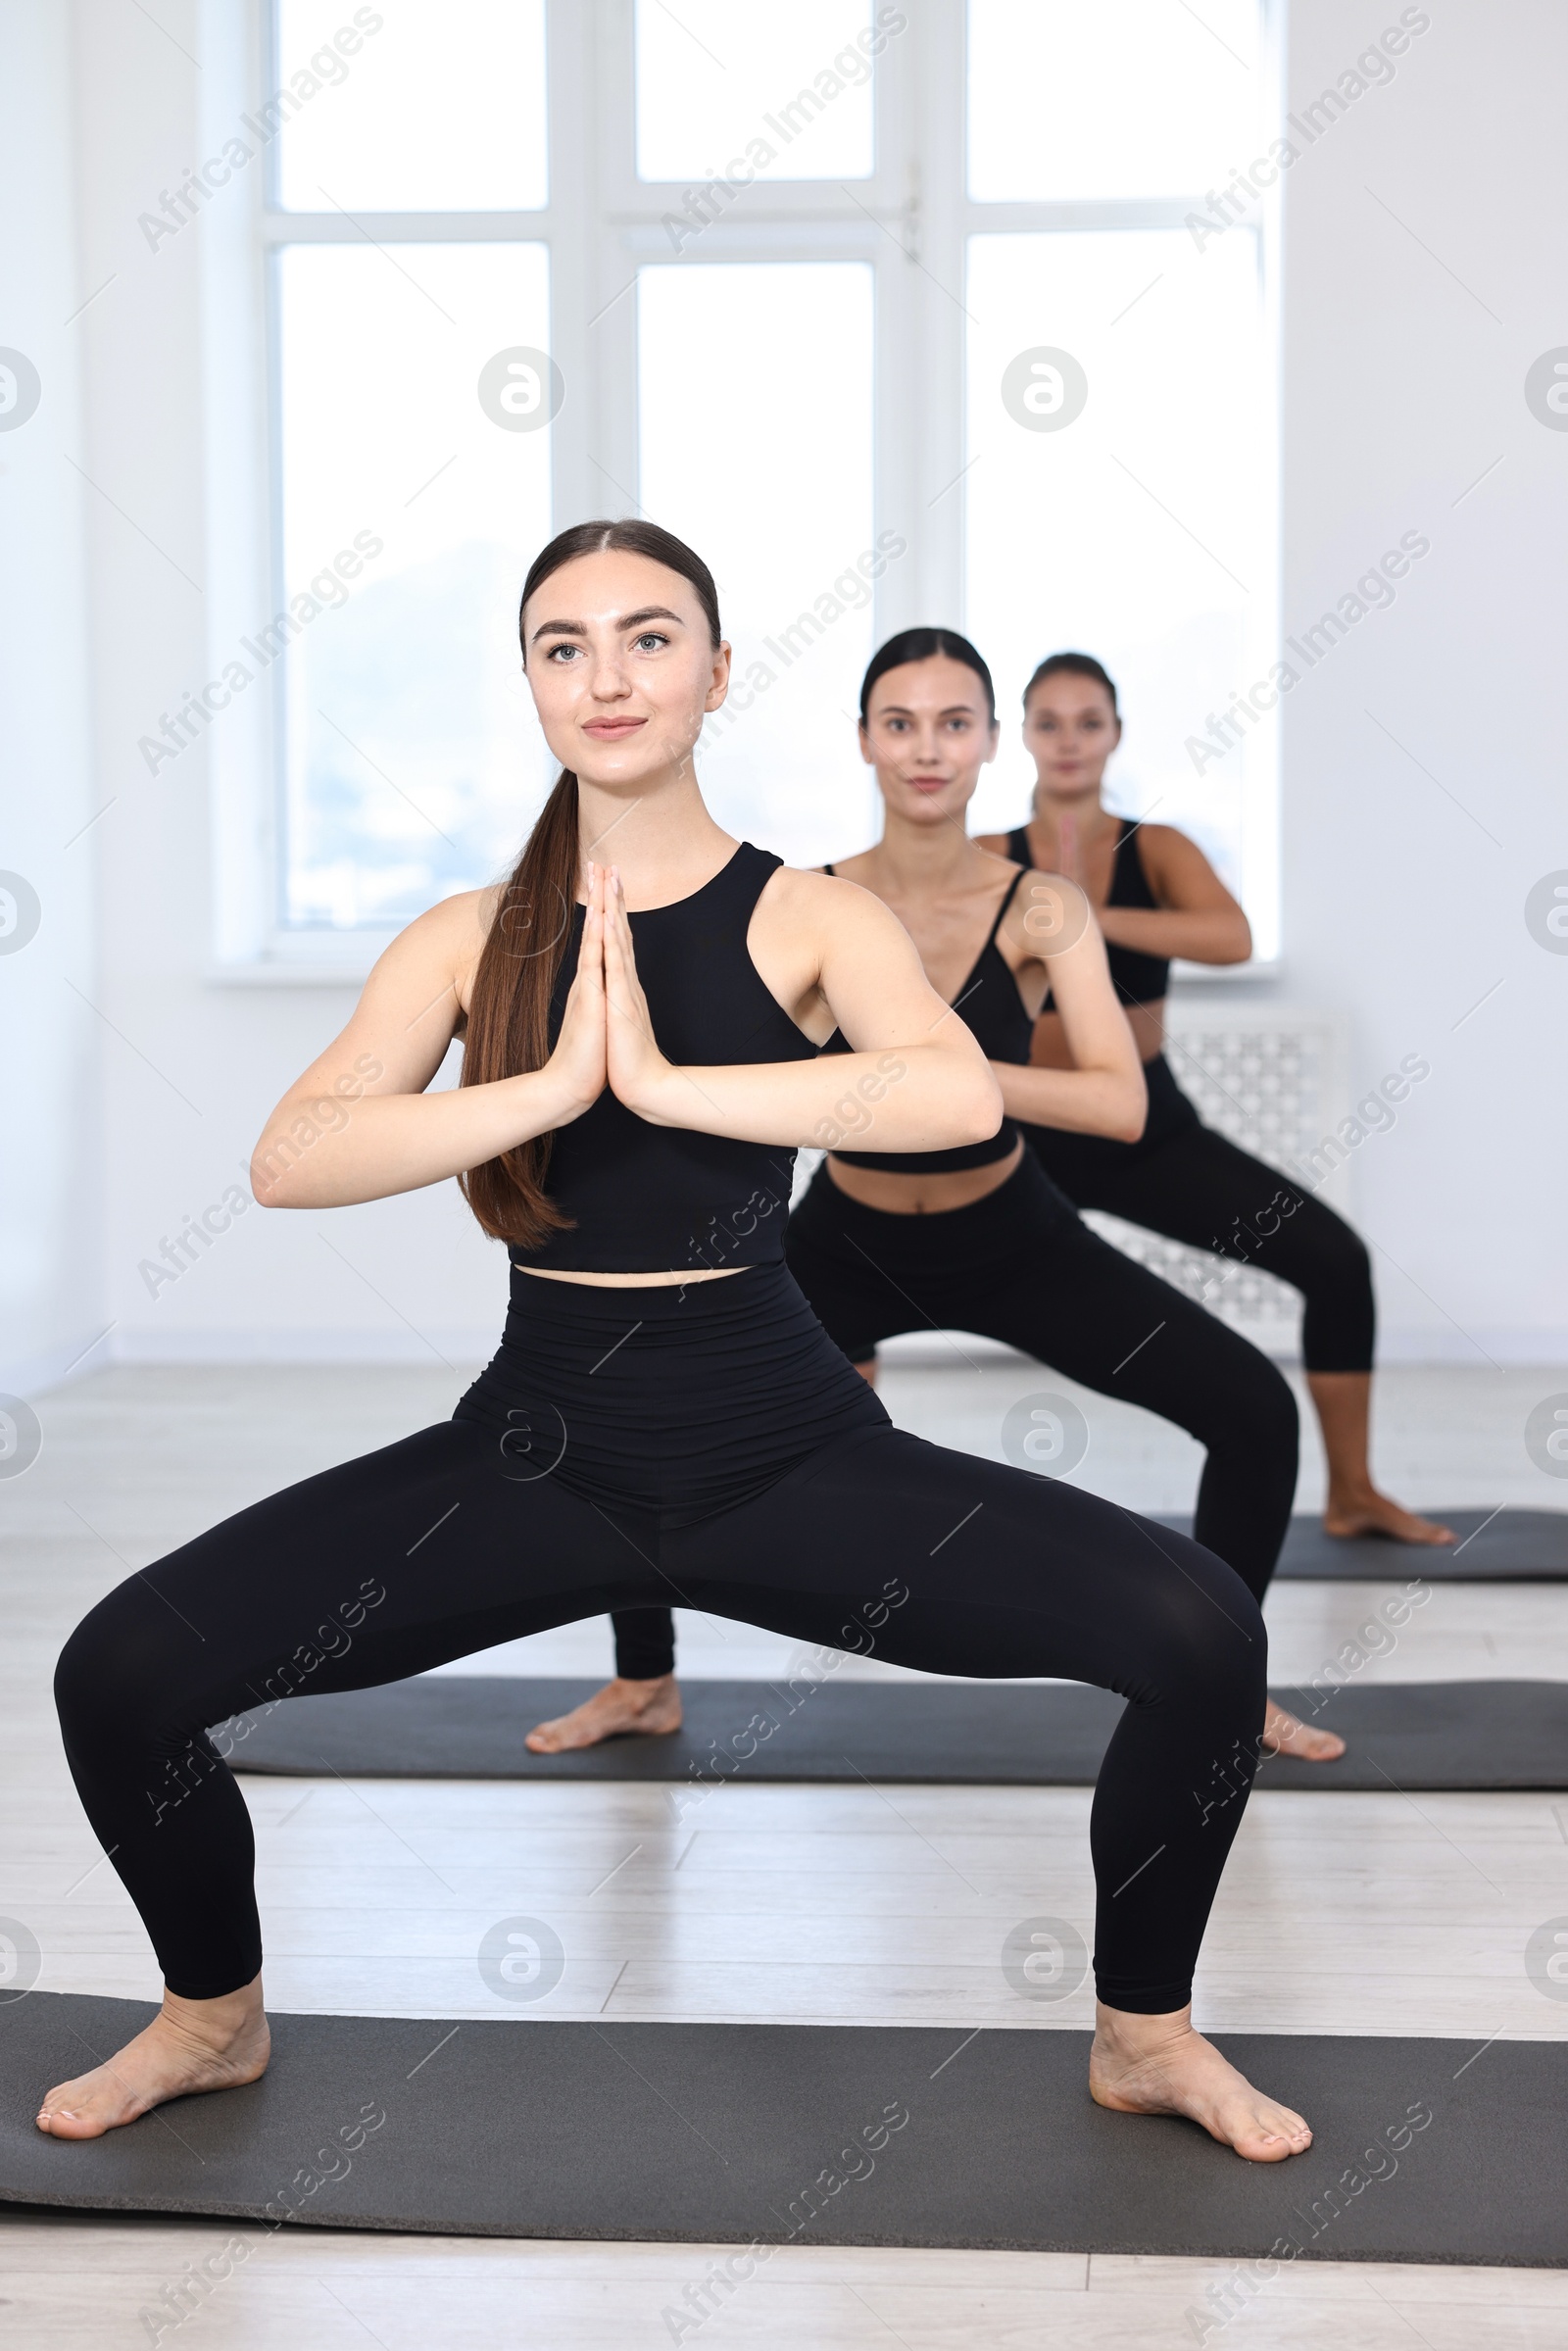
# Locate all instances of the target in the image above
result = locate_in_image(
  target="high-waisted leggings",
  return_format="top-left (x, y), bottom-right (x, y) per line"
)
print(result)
top-left (1022, 1052), bottom-right (1376, 1374)
top-left (611, 1152), bottom-right (1298, 1682)
top-left (55, 1262), bottom-right (1265, 2015)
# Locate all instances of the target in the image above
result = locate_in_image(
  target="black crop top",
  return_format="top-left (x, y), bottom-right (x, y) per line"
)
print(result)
top-left (510, 843), bottom-right (815, 1275)
top-left (822, 864), bottom-right (1031, 1175)
top-left (1007, 817), bottom-right (1170, 1010)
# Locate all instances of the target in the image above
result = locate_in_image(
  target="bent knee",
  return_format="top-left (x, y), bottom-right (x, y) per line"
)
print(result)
top-left (1143, 1547), bottom-right (1267, 1708)
top-left (1295, 1203), bottom-right (1372, 1295)
top-left (1247, 1358), bottom-right (1299, 1458)
top-left (1187, 1345), bottom-right (1298, 1468)
top-left (55, 1590), bottom-right (201, 1747)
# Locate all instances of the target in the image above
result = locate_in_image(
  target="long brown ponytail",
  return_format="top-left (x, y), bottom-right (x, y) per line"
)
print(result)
top-left (459, 517), bottom-right (722, 1248)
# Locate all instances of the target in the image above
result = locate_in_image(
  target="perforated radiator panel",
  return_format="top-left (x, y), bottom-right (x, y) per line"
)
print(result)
top-left (1084, 1015), bottom-right (1350, 1356)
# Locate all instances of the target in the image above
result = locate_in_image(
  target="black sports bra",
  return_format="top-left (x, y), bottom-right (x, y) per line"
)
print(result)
top-left (822, 865), bottom-right (1031, 1175)
top-left (1007, 817), bottom-right (1170, 1011)
top-left (511, 843), bottom-right (815, 1274)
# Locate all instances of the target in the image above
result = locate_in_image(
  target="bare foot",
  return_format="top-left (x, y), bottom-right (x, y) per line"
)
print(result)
top-left (1090, 2002), bottom-right (1312, 2163)
top-left (1324, 1489), bottom-right (1454, 1545)
top-left (525, 1674), bottom-right (684, 1753)
top-left (36, 1978), bottom-right (270, 2140)
top-left (1261, 1699), bottom-right (1346, 1763)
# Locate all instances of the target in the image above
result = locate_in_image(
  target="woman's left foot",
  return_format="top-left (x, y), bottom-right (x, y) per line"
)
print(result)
top-left (1323, 1490), bottom-right (1454, 1545)
top-left (36, 1984), bottom-right (270, 2139)
top-left (1261, 1700), bottom-right (1345, 1762)
top-left (525, 1674), bottom-right (683, 1752)
top-left (1090, 2006), bottom-right (1312, 2163)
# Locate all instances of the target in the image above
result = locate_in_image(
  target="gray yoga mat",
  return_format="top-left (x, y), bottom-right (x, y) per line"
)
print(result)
top-left (3, 1995), bottom-right (1563, 2264)
top-left (1158, 1505), bottom-right (1568, 1582)
top-left (222, 1676), bottom-right (1568, 1790)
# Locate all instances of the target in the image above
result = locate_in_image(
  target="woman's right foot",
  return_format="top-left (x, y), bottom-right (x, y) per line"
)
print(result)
top-left (1261, 1699), bottom-right (1346, 1762)
top-left (525, 1673), bottom-right (683, 1752)
top-left (1090, 2002), bottom-right (1312, 2162)
top-left (36, 1980), bottom-right (270, 2139)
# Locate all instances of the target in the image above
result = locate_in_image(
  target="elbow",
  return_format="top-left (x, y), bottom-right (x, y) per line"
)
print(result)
top-left (249, 1141), bottom-right (299, 1209)
top-left (1106, 1071), bottom-right (1149, 1145)
top-left (957, 1065), bottom-right (1006, 1146)
top-left (1219, 917), bottom-right (1253, 965)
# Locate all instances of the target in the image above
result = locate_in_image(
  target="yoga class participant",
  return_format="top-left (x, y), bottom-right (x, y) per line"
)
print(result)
top-left (979, 651), bottom-right (1451, 1550)
top-left (45, 524), bottom-right (1310, 2166)
top-left (542, 628), bottom-right (1334, 1766)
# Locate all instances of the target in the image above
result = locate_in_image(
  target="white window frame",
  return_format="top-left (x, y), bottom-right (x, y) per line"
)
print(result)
top-left (204, 0), bottom-right (1280, 983)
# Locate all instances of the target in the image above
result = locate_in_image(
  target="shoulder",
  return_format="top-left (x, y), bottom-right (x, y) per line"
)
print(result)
top-left (998, 865), bottom-right (1092, 965)
top-left (366, 886), bottom-right (493, 1015)
top-left (1131, 821), bottom-right (1206, 871)
top-left (757, 860), bottom-right (898, 935)
top-left (752, 862), bottom-right (931, 995)
top-left (375, 886), bottom-right (492, 963)
top-left (1130, 822), bottom-right (1234, 902)
top-left (974, 828), bottom-right (1016, 858)
top-left (1128, 827), bottom-right (1189, 864)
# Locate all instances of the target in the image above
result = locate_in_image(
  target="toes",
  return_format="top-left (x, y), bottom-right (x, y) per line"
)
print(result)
top-left (1234, 2116), bottom-right (1311, 2162)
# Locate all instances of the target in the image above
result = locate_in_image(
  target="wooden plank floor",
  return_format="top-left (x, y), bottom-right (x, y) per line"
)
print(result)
top-left (3, 1360), bottom-right (1567, 2346)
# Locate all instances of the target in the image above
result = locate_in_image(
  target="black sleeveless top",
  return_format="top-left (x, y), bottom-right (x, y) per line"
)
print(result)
top-left (512, 843), bottom-right (815, 1274)
top-left (1007, 817), bottom-right (1170, 1009)
top-left (822, 865), bottom-right (1031, 1174)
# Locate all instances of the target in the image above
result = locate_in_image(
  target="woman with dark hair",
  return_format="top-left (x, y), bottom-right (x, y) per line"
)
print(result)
top-left (544, 626), bottom-right (1334, 1764)
top-left (43, 529), bottom-right (1310, 2166)
top-left (978, 652), bottom-right (1450, 1549)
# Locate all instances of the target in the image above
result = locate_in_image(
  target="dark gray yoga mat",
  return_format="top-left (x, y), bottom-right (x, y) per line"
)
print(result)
top-left (1156, 1505), bottom-right (1568, 1582)
top-left (223, 1676), bottom-right (1568, 1790)
top-left (3, 1994), bottom-right (1563, 2264)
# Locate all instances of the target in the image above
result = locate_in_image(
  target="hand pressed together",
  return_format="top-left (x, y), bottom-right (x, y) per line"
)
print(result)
top-left (548, 863), bottom-right (685, 1126)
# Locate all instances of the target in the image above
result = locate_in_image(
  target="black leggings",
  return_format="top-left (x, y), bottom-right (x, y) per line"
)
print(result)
top-left (1023, 1053), bottom-right (1376, 1374)
top-left (55, 1263), bottom-right (1265, 2016)
top-left (612, 1152), bottom-right (1298, 1680)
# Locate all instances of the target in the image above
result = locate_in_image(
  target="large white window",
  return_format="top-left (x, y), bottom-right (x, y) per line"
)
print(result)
top-left (244, 0), bottom-right (1278, 961)
top-left (963, 0), bottom-right (1278, 951)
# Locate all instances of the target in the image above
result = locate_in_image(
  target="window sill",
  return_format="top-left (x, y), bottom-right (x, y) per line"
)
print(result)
top-left (1169, 958), bottom-right (1282, 988)
top-left (205, 953), bottom-right (393, 988)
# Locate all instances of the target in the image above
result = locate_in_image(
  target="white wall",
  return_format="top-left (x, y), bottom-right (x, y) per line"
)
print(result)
top-left (0, 0), bottom-right (104, 1397)
top-left (66, 0), bottom-right (509, 1374)
top-left (1269, 0), bottom-right (1568, 1360)
top-left (11, 0), bottom-right (1566, 1387)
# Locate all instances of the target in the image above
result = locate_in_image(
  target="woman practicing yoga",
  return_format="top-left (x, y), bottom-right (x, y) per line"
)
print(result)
top-left (534, 630), bottom-right (1339, 1765)
top-left (979, 652), bottom-right (1450, 1550)
top-left (43, 523), bottom-right (1309, 2164)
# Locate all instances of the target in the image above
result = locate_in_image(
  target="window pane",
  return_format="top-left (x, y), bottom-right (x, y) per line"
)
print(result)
top-left (636, 0), bottom-right (877, 183)
top-left (639, 264), bottom-right (878, 870)
top-left (276, 243), bottom-right (554, 929)
top-left (964, 230), bottom-right (1277, 957)
top-left (968, 0), bottom-right (1262, 202)
top-left (274, 0), bottom-right (547, 212)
